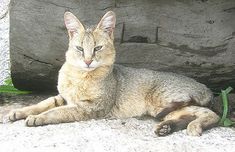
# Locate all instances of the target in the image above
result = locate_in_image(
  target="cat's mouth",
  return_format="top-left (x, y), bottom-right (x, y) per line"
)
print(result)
top-left (82, 66), bottom-right (96, 71)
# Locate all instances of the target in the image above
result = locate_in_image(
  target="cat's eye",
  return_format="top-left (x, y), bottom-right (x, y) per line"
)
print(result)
top-left (94, 46), bottom-right (103, 52)
top-left (76, 46), bottom-right (84, 52)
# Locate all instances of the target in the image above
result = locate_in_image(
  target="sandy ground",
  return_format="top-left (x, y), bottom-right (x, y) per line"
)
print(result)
top-left (0, 94), bottom-right (235, 152)
top-left (0, 117), bottom-right (235, 152)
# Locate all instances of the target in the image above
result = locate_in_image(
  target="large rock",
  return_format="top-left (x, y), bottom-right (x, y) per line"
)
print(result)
top-left (10, 0), bottom-right (235, 91)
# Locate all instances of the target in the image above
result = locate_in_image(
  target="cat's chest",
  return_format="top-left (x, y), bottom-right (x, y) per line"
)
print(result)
top-left (59, 76), bottom-right (103, 103)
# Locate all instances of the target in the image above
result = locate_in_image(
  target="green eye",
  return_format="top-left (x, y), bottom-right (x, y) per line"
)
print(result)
top-left (76, 46), bottom-right (84, 52)
top-left (94, 46), bottom-right (103, 52)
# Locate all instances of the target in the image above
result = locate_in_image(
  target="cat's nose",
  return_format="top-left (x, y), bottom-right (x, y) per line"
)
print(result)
top-left (84, 60), bottom-right (93, 66)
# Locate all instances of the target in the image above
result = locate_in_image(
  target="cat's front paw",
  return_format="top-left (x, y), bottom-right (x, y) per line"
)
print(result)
top-left (25, 115), bottom-right (46, 127)
top-left (8, 109), bottom-right (27, 122)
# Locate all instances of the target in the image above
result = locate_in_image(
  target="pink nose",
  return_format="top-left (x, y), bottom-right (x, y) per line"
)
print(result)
top-left (84, 60), bottom-right (93, 66)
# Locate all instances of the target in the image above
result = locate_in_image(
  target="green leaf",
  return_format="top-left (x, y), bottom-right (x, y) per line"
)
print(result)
top-left (219, 90), bottom-right (229, 125)
top-left (223, 118), bottom-right (235, 127)
top-left (225, 87), bottom-right (233, 94)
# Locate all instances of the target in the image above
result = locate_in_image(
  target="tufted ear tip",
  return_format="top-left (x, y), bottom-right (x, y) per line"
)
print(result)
top-left (105, 11), bottom-right (116, 17)
top-left (64, 11), bottom-right (71, 16)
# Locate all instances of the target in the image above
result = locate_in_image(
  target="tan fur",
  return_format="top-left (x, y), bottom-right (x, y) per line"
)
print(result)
top-left (7, 11), bottom-right (220, 136)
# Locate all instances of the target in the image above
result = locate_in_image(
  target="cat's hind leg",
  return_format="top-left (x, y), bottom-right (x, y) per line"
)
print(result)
top-left (8, 95), bottom-right (65, 122)
top-left (155, 114), bottom-right (196, 136)
top-left (155, 106), bottom-right (220, 136)
top-left (185, 106), bottom-right (220, 136)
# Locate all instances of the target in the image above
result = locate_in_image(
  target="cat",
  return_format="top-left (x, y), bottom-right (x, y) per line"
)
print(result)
top-left (7, 11), bottom-right (219, 136)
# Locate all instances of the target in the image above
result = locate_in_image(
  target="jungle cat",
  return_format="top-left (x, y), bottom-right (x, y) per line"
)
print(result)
top-left (8, 11), bottom-right (219, 136)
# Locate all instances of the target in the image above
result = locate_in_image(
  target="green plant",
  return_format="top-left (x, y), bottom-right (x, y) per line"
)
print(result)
top-left (219, 86), bottom-right (235, 127)
top-left (0, 78), bottom-right (31, 94)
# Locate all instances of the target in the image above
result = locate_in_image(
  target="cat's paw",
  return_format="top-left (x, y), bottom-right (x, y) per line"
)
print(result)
top-left (25, 115), bottom-right (45, 127)
top-left (155, 121), bottom-right (173, 136)
top-left (8, 110), bottom-right (27, 122)
top-left (186, 123), bottom-right (202, 136)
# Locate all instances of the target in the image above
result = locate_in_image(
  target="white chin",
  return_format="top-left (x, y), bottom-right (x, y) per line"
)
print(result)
top-left (82, 67), bottom-right (96, 71)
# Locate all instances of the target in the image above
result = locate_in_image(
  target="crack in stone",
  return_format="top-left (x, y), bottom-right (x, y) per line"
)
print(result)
top-left (99, 5), bottom-right (115, 11)
top-left (157, 42), bottom-right (228, 57)
top-left (38, 0), bottom-right (79, 9)
top-left (223, 7), bottom-right (235, 13)
top-left (22, 54), bottom-right (53, 66)
top-left (13, 45), bottom-right (53, 66)
top-left (120, 23), bottom-right (125, 44)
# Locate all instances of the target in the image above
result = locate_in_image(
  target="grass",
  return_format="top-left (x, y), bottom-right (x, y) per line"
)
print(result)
top-left (0, 78), bottom-right (32, 95)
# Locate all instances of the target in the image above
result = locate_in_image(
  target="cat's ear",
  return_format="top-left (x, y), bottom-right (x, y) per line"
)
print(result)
top-left (96, 11), bottom-right (116, 38)
top-left (64, 12), bottom-right (85, 39)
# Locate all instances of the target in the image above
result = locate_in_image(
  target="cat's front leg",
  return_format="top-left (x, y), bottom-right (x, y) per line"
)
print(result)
top-left (25, 105), bottom-right (89, 127)
top-left (8, 95), bottom-right (64, 122)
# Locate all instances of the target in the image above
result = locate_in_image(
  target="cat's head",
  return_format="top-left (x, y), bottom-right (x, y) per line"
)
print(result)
top-left (64, 11), bottom-right (116, 71)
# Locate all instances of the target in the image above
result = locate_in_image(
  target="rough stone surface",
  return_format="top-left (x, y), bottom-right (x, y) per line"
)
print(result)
top-left (0, 0), bottom-right (10, 85)
top-left (0, 94), bottom-right (235, 152)
top-left (10, 0), bottom-right (235, 91)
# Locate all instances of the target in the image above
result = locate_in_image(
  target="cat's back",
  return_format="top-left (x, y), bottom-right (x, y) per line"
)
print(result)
top-left (114, 64), bottom-right (156, 84)
top-left (114, 64), bottom-right (198, 86)
top-left (114, 64), bottom-right (213, 106)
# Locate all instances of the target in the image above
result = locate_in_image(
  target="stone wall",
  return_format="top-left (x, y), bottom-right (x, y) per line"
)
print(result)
top-left (0, 0), bottom-right (10, 85)
top-left (10, 0), bottom-right (235, 91)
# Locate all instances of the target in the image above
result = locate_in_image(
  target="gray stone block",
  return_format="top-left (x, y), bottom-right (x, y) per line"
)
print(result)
top-left (10, 0), bottom-right (235, 91)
